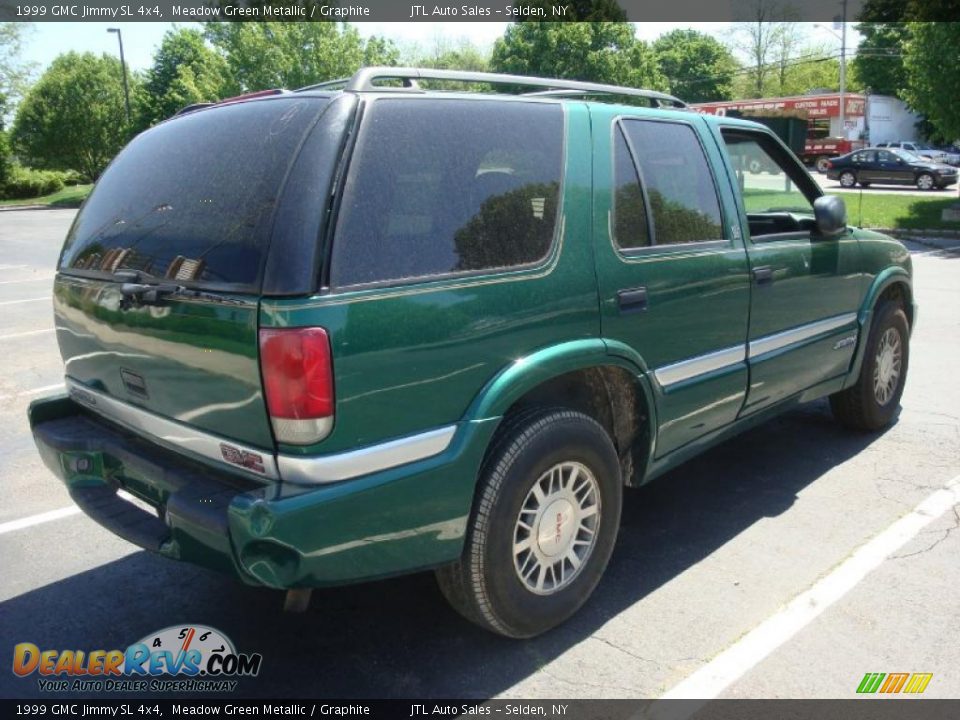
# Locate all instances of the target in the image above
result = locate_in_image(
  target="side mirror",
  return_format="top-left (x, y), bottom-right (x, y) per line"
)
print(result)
top-left (814, 195), bottom-right (847, 237)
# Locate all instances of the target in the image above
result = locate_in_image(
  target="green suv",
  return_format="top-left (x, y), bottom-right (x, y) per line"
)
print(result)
top-left (29, 68), bottom-right (914, 638)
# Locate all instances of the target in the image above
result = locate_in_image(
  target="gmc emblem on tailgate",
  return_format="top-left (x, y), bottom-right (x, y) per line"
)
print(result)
top-left (219, 443), bottom-right (266, 474)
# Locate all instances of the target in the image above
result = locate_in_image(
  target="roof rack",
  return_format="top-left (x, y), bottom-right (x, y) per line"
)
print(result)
top-left (296, 67), bottom-right (686, 108)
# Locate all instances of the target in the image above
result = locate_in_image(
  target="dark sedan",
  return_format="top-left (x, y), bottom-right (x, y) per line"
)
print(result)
top-left (825, 147), bottom-right (958, 190)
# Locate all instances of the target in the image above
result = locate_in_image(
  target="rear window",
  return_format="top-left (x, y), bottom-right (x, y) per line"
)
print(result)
top-left (59, 98), bottom-right (327, 291)
top-left (330, 98), bottom-right (564, 288)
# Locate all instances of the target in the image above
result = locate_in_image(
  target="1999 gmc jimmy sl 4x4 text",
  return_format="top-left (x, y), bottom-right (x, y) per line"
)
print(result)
top-left (29, 68), bottom-right (914, 638)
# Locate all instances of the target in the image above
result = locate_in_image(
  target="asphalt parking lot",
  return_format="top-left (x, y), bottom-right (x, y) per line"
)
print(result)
top-left (1, 209), bottom-right (958, 701)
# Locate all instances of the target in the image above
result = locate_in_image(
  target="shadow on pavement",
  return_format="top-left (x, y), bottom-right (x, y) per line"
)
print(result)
top-left (0, 400), bottom-right (889, 699)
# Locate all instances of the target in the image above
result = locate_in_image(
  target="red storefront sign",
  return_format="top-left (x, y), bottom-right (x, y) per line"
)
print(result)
top-left (693, 94), bottom-right (866, 118)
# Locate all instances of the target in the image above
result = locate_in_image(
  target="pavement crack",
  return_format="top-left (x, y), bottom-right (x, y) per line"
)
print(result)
top-left (590, 634), bottom-right (664, 669)
top-left (889, 504), bottom-right (960, 560)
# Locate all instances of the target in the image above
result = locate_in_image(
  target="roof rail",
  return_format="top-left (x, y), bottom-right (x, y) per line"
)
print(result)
top-left (296, 67), bottom-right (686, 108)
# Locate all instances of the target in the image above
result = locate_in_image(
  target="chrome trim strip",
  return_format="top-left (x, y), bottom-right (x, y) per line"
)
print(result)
top-left (654, 344), bottom-right (746, 388)
top-left (277, 425), bottom-right (457, 485)
top-left (749, 313), bottom-right (858, 359)
top-left (65, 378), bottom-right (279, 480)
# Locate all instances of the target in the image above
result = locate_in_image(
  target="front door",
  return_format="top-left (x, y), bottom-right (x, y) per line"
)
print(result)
top-left (592, 107), bottom-right (751, 457)
top-left (715, 127), bottom-right (862, 414)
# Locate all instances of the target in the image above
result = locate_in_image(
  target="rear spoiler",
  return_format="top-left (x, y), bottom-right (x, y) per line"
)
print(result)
top-left (174, 89), bottom-right (288, 118)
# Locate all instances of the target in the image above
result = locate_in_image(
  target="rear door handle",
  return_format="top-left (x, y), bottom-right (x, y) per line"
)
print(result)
top-left (617, 286), bottom-right (648, 313)
top-left (752, 266), bottom-right (773, 286)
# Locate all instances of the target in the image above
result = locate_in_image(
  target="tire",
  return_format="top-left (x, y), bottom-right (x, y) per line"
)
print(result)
top-left (816, 156), bottom-right (831, 174)
top-left (839, 171), bottom-right (857, 188)
top-left (830, 301), bottom-right (910, 431)
top-left (436, 408), bottom-right (622, 638)
top-left (916, 173), bottom-right (935, 190)
top-left (748, 158), bottom-right (762, 174)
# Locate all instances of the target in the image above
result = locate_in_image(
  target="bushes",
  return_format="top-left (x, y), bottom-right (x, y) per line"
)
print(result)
top-left (1, 164), bottom-right (68, 199)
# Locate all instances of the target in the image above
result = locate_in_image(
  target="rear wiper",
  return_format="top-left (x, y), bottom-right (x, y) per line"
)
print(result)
top-left (115, 271), bottom-right (237, 308)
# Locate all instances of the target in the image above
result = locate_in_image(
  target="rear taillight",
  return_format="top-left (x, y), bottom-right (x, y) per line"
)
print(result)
top-left (259, 327), bottom-right (334, 445)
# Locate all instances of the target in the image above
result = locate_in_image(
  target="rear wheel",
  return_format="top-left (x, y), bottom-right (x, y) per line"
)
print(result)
top-left (916, 173), bottom-right (935, 190)
top-left (830, 301), bottom-right (909, 431)
top-left (839, 171), bottom-right (857, 188)
top-left (436, 409), bottom-right (622, 638)
top-left (816, 156), bottom-right (831, 174)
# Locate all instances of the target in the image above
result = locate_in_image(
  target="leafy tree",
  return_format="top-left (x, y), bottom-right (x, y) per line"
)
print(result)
top-left (0, 129), bottom-right (11, 188)
top-left (204, 22), bottom-right (399, 92)
top-left (406, 36), bottom-right (491, 72)
top-left (653, 29), bottom-right (739, 102)
top-left (11, 52), bottom-right (131, 181)
top-left (726, 0), bottom-right (800, 97)
top-left (138, 27), bottom-right (233, 128)
top-left (0, 23), bottom-right (37, 128)
top-left (491, 22), bottom-right (664, 90)
top-left (902, 22), bottom-right (960, 141)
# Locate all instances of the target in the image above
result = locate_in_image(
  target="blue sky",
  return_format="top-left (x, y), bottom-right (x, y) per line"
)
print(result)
top-left (20, 22), bottom-right (857, 74)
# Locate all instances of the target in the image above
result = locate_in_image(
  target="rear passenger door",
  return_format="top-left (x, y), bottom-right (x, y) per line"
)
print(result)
top-left (716, 127), bottom-right (861, 415)
top-left (592, 108), bottom-right (751, 457)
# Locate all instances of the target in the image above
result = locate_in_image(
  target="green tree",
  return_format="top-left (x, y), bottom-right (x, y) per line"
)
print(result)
top-left (902, 22), bottom-right (960, 141)
top-left (11, 52), bottom-right (131, 181)
top-left (0, 23), bottom-right (37, 127)
top-left (653, 29), bottom-right (739, 102)
top-left (138, 27), bottom-right (233, 128)
top-left (204, 22), bottom-right (399, 92)
top-left (491, 22), bottom-right (664, 90)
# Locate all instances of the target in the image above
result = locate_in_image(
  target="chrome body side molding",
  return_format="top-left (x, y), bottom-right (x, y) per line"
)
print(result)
top-left (654, 345), bottom-right (746, 388)
top-left (277, 426), bottom-right (457, 485)
top-left (748, 313), bottom-right (858, 359)
top-left (65, 377), bottom-right (280, 481)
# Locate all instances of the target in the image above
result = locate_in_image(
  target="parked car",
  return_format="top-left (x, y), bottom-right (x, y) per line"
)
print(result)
top-left (29, 68), bottom-right (915, 638)
top-left (875, 140), bottom-right (956, 165)
top-left (826, 147), bottom-right (958, 190)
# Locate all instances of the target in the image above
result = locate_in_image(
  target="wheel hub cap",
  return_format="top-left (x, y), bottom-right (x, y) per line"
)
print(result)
top-left (513, 461), bottom-right (601, 596)
top-left (873, 327), bottom-right (902, 406)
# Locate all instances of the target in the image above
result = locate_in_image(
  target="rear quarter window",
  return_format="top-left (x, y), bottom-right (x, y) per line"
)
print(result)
top-left (59, 98), bottom-right (328, 291)
top-left (329, 98), bottom-right (564, 288)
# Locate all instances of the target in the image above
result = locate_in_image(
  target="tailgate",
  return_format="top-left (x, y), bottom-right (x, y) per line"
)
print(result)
top-left (54, 275), bottom-right (272, 449)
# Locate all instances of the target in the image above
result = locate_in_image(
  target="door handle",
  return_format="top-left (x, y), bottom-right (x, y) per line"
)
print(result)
top-left (753, 266), bottom-right (774, 285)
top-left (617, 286), bottom-right (648, 314)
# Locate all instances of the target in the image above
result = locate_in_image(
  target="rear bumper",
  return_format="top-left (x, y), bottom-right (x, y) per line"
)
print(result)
top-left (29, 394), bottom-right (496, 588)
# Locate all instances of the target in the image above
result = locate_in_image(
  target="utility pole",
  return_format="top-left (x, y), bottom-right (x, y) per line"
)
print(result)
top-left (107, 27), bottom-right (131, 125)
top-left (838, 0), bottom-right (848, 139)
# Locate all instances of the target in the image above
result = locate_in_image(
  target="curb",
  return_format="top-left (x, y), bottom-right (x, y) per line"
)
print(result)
top-left (0, 204), bottom-right (52, 212)
top-left (871, 228), bottom-right (960, 239)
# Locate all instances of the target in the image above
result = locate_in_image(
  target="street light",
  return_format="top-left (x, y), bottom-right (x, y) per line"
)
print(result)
top-left (814, 0), bottom-right (848, 140)
top-left (107, 27), bottom-right (131, 124)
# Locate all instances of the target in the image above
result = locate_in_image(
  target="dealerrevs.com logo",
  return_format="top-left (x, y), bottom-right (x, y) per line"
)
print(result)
top-left (12, 625), bottom-right (263, 693)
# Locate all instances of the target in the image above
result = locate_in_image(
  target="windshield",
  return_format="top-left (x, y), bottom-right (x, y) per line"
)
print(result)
top-left (59, 98), bottom-right (328, 292)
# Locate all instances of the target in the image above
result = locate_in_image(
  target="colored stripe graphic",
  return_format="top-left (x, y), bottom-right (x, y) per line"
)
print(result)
top-left (857, 673), bottom-right (885, 693)
top-left (904, 673), bottom-right (933, 694)
top-left (880, 673), bottom-right (909, 693)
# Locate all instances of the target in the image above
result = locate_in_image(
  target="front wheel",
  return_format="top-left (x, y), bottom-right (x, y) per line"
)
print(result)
top-left (816, 156), bottom-right (831, 173)
top-left (436, 409), bottom-right (622, 638)
top-left (839, 171), bottom-right (857, 188)
top-left (830, 301), bottom-right (909, 431)
top-left (916, 173), bottom-right (935, 190)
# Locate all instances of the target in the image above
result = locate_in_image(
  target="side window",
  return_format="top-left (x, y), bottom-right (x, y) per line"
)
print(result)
top-left (620, 119), bottom-right (724, 246)
top-left (612, 125), bottom-right (650, 249)
top-left (330, 99), bottom-right (564, 287)
top-left (878, 150), bottom-right (893, 163)
top-left (721, 130), bottom-right (819, 241)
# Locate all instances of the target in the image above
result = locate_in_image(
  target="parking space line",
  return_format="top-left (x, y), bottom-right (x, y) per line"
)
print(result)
top-left (656, 473), bottom-right (960, 704)
top-left (0, 264), bottom-right (27, 271)
top-left (0, 506), bottom-right (80, 536)
top-left (0, 328), bottom-right (54, 341)
top-left (0, 297), bottom-right (49, 306)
